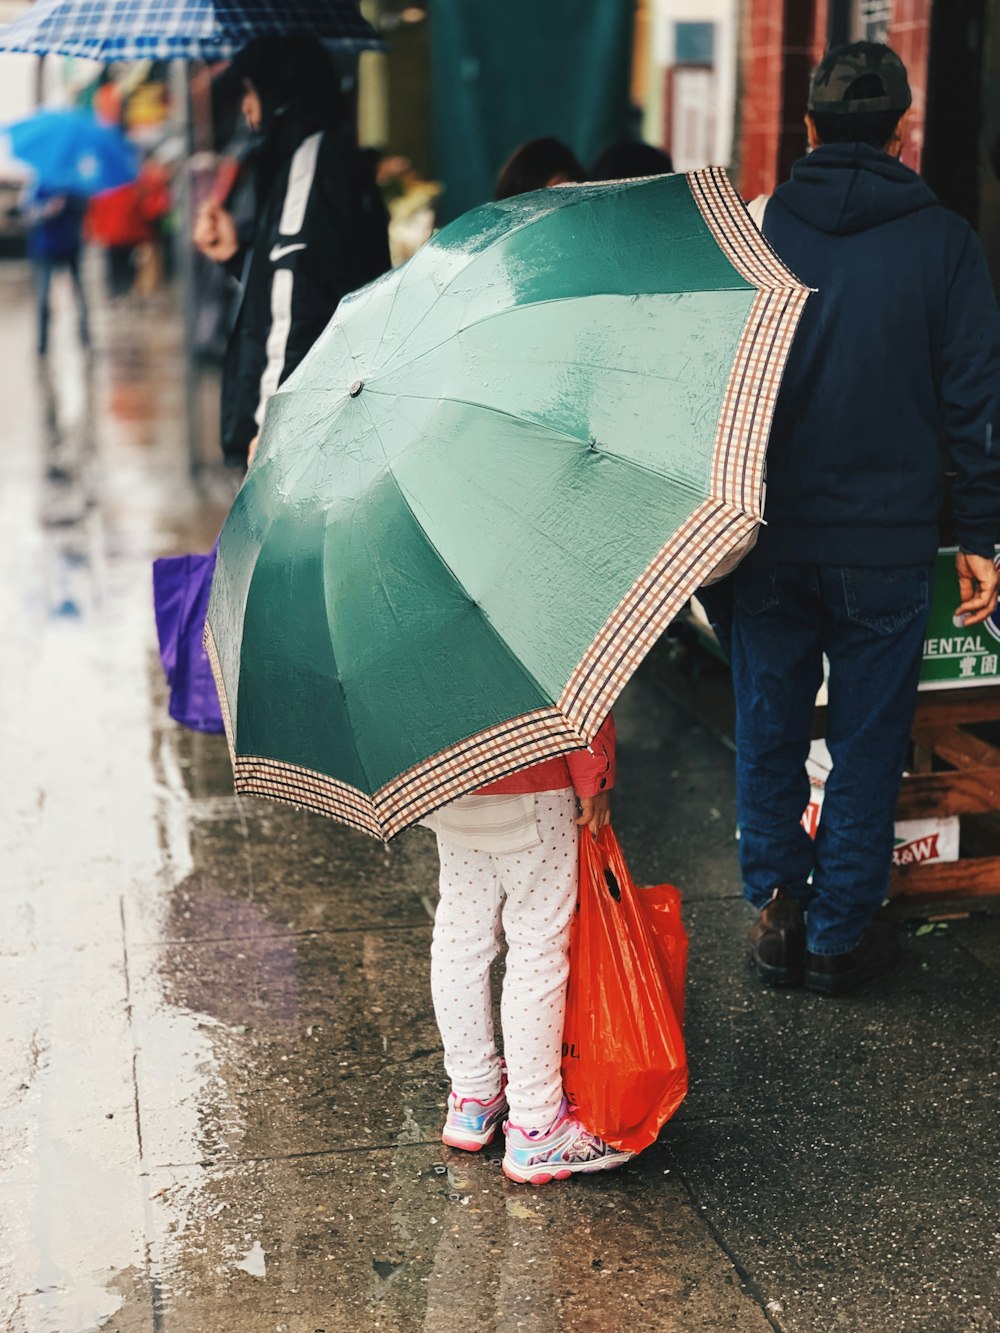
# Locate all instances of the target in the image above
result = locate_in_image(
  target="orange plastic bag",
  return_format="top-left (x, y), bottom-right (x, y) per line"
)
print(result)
top-left (561, 827), bottom-right (688, 1153)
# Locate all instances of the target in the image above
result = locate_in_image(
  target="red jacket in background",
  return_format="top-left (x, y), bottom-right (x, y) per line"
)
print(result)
top-left (137, 161), bottom-right (171, 223)
top-left (86, 182), bottom-right (152, 248)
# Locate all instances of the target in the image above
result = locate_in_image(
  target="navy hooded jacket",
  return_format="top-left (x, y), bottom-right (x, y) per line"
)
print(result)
top-left (756, 143), bottom-right (1000, 565)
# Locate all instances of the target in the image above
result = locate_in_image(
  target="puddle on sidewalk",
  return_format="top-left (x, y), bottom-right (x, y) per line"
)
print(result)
top-left (0, 269), bottom-right (770, 1332)
top-left (0, 271), bottom-right (243, 1331)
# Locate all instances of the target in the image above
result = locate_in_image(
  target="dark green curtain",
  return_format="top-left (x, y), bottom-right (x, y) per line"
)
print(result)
top-left (429, 0), bottom-right (634, 221)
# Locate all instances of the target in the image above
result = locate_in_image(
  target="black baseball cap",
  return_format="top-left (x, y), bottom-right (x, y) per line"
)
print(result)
top-left (808, 41), bottom-right (912, 116)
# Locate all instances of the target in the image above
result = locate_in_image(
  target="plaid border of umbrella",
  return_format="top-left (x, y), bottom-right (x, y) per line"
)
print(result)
top-left (206, 166), bottom-right (811, 841)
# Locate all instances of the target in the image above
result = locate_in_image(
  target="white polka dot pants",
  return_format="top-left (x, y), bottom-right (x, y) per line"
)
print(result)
top-left (430, 790), bottom-right (579, 1131)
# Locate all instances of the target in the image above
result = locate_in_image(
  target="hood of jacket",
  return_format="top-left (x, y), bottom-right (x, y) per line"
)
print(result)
top-left (773, 142), bottom-right (938, 236)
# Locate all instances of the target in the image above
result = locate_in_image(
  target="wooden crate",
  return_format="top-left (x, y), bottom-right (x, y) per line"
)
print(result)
top-left (890, 685), bottom-right (1000, 903)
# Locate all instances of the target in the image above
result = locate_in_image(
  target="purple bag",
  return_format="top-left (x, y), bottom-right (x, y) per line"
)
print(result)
top-left (152, 539), bottom-right (225, 734)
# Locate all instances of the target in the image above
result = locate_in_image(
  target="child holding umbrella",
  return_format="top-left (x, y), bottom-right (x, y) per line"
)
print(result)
top-left (424, 715), bottom-right (632, 1186)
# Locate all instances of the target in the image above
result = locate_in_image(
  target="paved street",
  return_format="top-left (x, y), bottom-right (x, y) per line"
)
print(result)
top-left (1, 260), bottom-right (998, 1333)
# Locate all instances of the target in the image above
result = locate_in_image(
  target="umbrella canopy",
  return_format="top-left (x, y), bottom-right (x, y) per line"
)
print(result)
top-left (0, 0), bottom-right (380, 61)
top-left (5, 109), bottom-right (138, 196)
top-left (206, 167), bottom-right (812, 840)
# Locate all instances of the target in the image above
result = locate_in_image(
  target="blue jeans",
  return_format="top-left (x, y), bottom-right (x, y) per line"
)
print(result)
top-left (34, 257), bottom-right (90, 356)
top-left (731, 556), bottom-right (932, 955)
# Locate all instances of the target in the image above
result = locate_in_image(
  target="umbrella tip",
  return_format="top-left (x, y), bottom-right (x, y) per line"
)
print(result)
top-left (349, 379), bottom-right (365, 398)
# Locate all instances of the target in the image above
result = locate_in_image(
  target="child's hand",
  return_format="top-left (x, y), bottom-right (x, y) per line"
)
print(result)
top-left (576, 792), bottom-right (611, 836)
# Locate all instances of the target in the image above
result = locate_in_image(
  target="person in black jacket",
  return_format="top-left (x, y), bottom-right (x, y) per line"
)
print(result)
top-left (194, 38), bottom-right (390, 467)
top-left (735, 43), bottom-right (1000, 995)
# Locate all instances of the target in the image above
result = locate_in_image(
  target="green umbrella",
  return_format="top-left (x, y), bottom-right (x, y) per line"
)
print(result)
top-left (206, 167), bottom-right (810, 840)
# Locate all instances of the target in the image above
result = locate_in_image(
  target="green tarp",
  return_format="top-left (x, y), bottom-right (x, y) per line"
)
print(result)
top-left (429, 0), bottom-right (634, 221)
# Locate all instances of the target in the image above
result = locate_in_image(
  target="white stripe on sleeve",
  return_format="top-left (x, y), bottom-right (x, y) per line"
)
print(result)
top-left (279, 132), bottom-right (322, 236)
top-left (254, 132), bottom-right (323, 432)
top-left (256, 267), bottom-right (294, 428)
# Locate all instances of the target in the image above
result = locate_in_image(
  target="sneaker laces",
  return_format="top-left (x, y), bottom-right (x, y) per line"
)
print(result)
top-left (520, 1104), bottom-right (607, 1159)
top-left (563, 1124), bottom-right (610, 1161)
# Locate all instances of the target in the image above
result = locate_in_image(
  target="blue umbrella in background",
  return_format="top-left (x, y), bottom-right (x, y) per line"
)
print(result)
top-left (6, 110), bottom-right (138, 196)
top-left (0, 0), bottom-right (380, 61)
top-left (0, 0), bottom-right (381, 480)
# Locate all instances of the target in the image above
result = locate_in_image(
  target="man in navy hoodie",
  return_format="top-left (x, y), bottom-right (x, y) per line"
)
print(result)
top-left (738, 43), bottom-right (1000, 995)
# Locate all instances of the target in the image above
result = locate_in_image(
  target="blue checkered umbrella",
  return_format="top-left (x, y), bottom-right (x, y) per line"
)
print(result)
top-left (0, 0), bottom-right (380, 61)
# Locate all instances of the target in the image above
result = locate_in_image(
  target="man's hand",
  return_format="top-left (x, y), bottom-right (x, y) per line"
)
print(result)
top-left (955, 550), bottom-right (999, 627)
top-left (193, 201), bottom-right (239, 263)
top-left (246, 434), bottom-right (260, 466)
top-left (576, 791), bottom-right (611, 836)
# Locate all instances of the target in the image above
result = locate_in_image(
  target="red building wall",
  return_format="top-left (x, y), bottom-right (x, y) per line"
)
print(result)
top-left (738, 0), bottom-right (785, 199)
top-left (889, 0), bottom-right (932, 172)
top-left (737, 0), bottom-right (931, 198)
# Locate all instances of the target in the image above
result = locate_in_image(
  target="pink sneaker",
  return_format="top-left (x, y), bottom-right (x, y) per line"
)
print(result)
top-left (502, 1099), bottom-right (632, 1185)
top-left (441, 1085), bottom-right (508, 1151)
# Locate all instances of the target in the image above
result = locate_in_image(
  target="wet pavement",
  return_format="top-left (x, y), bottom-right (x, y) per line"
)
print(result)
top-left (1, 260), bottom-right (998, 1333)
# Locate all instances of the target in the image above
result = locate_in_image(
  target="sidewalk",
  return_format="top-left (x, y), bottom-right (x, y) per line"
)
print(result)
top-left (0, 260), bottom-right (997, 1333)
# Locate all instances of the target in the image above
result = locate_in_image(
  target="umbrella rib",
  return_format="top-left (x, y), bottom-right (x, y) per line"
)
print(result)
top-left (332, 307), bottom-right (363, 383)
top-left (370, 288), bottom-right (753, 384)
top-left (366, 384), bottom-right (590, 448)
top-left (365, 388), bottom-right (716, 497)
top-left (362, 390), bottom-right (708, 632)
top-left (357, 395), bottom-right (487, 598)
top-left (368, 187), bottom-right (632, 372)
top-left (357, 395), bottom-right (553, 699)
top-left (235, 470), bottom-right (376, 795)
top-left (363, 252), bottom-right (408, 378)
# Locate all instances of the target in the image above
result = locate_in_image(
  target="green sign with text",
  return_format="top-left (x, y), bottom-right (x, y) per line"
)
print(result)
top-left (919, 548), bottom-right (1000, 690)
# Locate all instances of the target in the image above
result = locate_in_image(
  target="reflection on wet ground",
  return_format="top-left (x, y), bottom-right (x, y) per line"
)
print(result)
top-left (1, 262), bottom-right (999, 1333)
top-left (0, 265), bottom-right (757, 1333)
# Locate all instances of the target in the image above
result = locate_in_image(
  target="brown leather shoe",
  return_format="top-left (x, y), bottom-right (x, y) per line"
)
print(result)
top-left (748, 890), bottom-right (805, 987)
top-left (804, 920), bottom-right (901, 996)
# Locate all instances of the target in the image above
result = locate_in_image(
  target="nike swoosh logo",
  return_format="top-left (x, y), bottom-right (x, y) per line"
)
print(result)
top-left (269, 242), bottom-right (307, 262)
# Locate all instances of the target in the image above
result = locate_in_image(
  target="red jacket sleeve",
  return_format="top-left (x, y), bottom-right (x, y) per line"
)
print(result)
top-left (565, 714), bottom-right (616, 798)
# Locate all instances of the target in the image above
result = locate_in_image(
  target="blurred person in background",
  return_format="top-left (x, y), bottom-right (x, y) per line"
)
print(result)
top-left (26, 188), bottom-right (90, 356)
top-left (589, 140), bottom-right (673, 181)
top-left (135, 155), bottom-right (173, 292)
top-left (87, 178), bottom-right (152, 298)
top-left (377, 154), bottom-right (440, 267)
top-left (193, 37), bottom-right (390, 468)
top-left (495, 137), bottom-right (583, 201)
